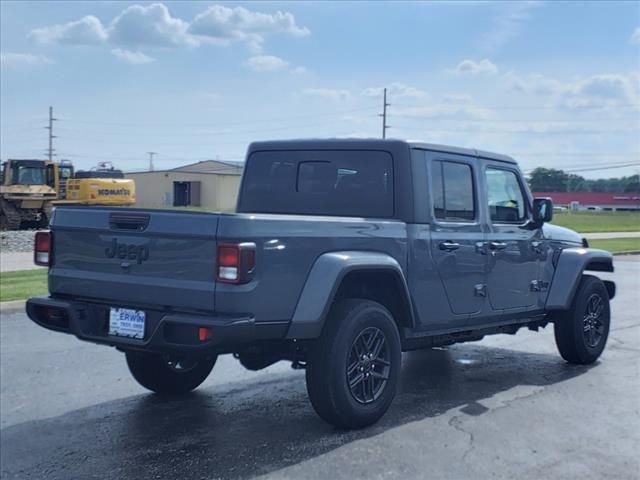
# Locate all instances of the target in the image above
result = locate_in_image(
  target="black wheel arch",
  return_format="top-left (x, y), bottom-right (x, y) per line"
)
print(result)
top-left (546, 247), bottom-right (615, 311)
top-left (287, 251), bottom-right (415, 339)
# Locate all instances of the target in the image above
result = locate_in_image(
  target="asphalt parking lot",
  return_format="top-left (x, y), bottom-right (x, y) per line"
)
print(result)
top-left (1, 257), bottom-right (638, 480)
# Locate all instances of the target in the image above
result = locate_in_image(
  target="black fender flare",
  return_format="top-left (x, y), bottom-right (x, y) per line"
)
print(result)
top-left (545, 247), bottom-right (615, 310)
top-left (286, 251), bottom-right (414, 339)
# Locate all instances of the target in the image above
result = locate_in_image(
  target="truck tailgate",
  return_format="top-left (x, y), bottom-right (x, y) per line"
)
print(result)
top-left (49, 207), bottom-right (219, 312)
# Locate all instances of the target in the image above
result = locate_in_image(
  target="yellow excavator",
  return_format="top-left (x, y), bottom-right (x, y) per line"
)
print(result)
top-left (1, 159), bottom-right (135, 230)
top-left (53, 161), bottom-right (136, 207)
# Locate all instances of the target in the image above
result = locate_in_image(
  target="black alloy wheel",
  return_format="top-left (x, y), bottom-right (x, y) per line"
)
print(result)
top-left (347, 327), bottom-right (391, 404)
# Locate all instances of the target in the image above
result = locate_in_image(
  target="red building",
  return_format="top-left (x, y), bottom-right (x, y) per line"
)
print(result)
top-left (532, 192), bottom-right (640, 211)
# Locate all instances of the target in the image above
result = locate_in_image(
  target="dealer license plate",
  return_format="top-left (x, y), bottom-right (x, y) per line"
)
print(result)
top-left (109, 308), bottom-right (146, 339)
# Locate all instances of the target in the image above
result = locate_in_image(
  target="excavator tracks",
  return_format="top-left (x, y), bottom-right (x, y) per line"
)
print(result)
top-left (0, 198), bottom-right (23, 230)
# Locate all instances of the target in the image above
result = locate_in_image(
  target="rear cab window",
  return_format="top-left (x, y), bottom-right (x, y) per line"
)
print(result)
top-left (238, 150), bottom-right (394, 218)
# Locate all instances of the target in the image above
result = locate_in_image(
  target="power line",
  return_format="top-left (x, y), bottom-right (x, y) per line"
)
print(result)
top-left (393, 126), bottom-right (638, 135)
top-left (58, 106), bottom-right (381, 129)
top-left (56, 117), bottom-right (380, 141)
top-left (561, 163), bottom-right (640, 173)
top-left (524, 163), bottom-right (640, 174)
top-left (391, 102), bottom-right (640, 111)
top-left (389, 115), bottom-right (640, 124)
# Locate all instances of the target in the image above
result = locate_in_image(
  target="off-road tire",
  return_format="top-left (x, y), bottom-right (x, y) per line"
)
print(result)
top-left (125, 351), bottom-right (217, 395)
top-left (554, 275), bottom-right (610, 364)
top-left (305, 299), bottom-right (402, 429)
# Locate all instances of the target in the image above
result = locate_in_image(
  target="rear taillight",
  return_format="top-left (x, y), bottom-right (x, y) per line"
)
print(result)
top-left (34, 231), bottom-right (51, 266)
top-left (217, 243), bottom-right (256, 284)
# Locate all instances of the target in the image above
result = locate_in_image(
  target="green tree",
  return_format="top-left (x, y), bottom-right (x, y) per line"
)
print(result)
top-left (566, 173), bottom-right (587, 192)
top-left (528, 167), bottom-right (568, 192)
top-left (622, 174), bottom-right (640, 192)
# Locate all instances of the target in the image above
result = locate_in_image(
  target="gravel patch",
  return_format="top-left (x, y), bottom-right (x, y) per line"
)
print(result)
top-left (0, 230), bottom-right (43, 253)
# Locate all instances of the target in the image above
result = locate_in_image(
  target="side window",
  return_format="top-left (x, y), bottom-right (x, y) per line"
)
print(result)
top-left (485, 168), bottom-right (527, 223)
top-left (431, 160), bottom-right (475, 221)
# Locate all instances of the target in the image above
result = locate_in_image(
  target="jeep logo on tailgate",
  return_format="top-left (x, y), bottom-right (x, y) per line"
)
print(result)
top-left (105, 238), bottom-right (149, 264)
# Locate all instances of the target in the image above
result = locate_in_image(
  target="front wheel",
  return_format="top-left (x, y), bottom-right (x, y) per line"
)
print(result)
top-left (305, 299), bottom-right (402, 429)
top-left (125, 351), bottom-right (217, 394)
top-left (554, 275), bottom-right (610, 364)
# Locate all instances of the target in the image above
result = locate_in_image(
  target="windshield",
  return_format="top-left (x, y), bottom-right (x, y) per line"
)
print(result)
top-left (14, 166), bottom-right (46, 185)
top-left (59, 166), bottom-right (74, 179)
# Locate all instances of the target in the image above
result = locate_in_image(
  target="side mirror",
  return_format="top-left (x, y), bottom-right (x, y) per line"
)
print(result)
top-left (533, 198), bottom-right (553, 224)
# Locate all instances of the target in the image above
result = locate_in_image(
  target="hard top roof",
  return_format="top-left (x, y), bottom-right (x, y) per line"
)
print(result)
top-left (248, 138), bottom-right (516, 164)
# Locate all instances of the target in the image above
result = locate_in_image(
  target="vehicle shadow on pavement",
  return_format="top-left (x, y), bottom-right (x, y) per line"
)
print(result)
top-left (0, 344), bottom-right (594, 480)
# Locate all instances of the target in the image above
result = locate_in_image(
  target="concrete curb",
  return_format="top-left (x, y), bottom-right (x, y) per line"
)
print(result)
top-left (0, 300), bottom-right (26, 316)
top-left (613, 251), bottom-right (640, 256)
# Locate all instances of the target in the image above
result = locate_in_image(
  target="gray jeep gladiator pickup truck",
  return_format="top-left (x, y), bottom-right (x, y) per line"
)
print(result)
top-left (27, 139), bottom-right (615, 428)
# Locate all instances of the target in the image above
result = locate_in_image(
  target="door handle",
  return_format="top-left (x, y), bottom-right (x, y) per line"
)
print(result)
top-left (489, 241), bottom-right (508, 250)
top-left (439, 241), bottom-right (460, 251)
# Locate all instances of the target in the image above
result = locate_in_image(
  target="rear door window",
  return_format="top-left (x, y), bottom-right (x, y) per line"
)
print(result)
top-left (239, 150), bottom-right (394, 217)
top-left (431, 160), bottom-right (476, 221)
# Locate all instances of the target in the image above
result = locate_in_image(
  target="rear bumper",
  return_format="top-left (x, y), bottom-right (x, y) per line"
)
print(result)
top-left (26, 296), bottom-right (288, 354)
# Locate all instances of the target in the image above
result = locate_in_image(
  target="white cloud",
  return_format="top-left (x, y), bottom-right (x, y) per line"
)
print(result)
top-left (302, 88), bottom-right (351, 101)
top-left (290, 66), bottom-right (307, 75)
top-left (362, 82), bottom-right (427, 98)
top-left (189, 5), bottom-right (309, 52)
top-left (111, 48), bottom-right (155, 64)
top-left (28, 15), bottom-right (108, 45)
top-left (560, 74), bottom-right (639, 110)
top-left (395, 102), bottom-right (494, 121)
top-left (450, 59), bottom-right (498, 75)
top-left (442, 93), bottom-right (473, 103)
top-left (506, 72), bottom-right (563, 95)
top-left (108, 3), bottom-right (194, 48)
top-left (631, 27), bottom-right (640, 45)
top-left (0, 52), bottom-right (53, 67)
top-left (27, 3), bottom-right (308, 54)
top-left (335, 132), bottom-right (375, 139)
top-left (246, 55), bottom-right (289, 72)
top-left (506, 71), bottom-right (639, 111)
top-left (479, 1), bottom-right (541, 53)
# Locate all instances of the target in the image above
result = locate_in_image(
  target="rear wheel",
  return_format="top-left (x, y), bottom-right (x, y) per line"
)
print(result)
top-left (125, 351), bottom-right (217, 394)
top-left (305, 299), bottom-right (401, 429)
top-left (554, 275), bottom-right (610, 364)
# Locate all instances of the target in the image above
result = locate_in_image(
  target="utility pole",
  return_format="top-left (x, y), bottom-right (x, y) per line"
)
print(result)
top-left (147, 151), bottom-right (157, 171)
top-left (45, 106), bottom-right (57, 161)
top-left (379, 88), bottom-right (390, 139)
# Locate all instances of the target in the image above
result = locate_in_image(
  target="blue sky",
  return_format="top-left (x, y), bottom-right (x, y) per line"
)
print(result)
top-left (1, 1), bottom-right (639, 177)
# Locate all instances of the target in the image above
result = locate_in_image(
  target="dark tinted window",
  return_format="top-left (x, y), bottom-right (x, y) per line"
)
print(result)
top-left (485, 168), bottom-right (526, 223)
top-left (431, 161), bottom-right (475, 221)
top-left (239, 150), bottom-right (394, 217)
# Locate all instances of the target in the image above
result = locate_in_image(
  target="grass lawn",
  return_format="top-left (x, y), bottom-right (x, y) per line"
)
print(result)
top-left (0, 269), bottom-right (47, 302)
top-left (589, 237), bottom-right (640, 254)
top-left (551, 211), bottom-right (640, 233)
